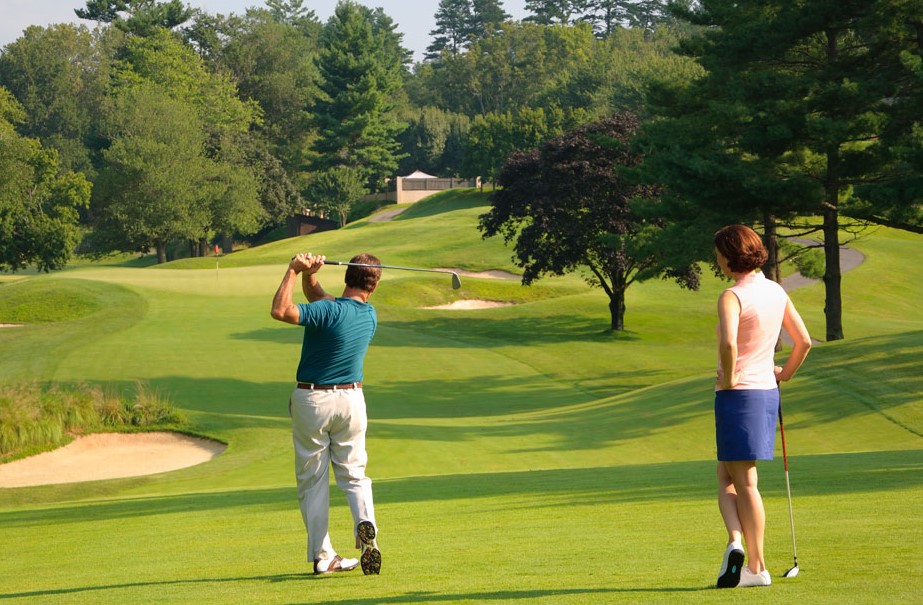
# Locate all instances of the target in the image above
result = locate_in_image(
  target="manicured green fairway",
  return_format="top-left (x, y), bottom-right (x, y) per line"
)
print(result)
top-left (1, 192), bottom-right (921, 604)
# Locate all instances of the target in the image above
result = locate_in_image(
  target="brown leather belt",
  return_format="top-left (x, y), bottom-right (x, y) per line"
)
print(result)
top-left (297, 382), bottom-right (362, 390)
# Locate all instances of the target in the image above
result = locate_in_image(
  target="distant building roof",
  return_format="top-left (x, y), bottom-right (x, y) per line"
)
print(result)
top-left (404, 170), bottom-right (439, 179)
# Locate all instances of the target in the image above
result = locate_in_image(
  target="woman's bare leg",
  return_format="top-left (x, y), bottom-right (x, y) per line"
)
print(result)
top-left (717, 461), bottom-right (743, 545)
top-left (723, 460), bottom-right (766, 573)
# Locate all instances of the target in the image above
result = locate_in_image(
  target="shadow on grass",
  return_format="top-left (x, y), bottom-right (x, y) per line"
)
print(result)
top-left (0, 579), bottom-right (708, 602)
top-left (232, 315), bottom-right (640, 349)
top-left (144, 376), bottom-right (294, 419)
top-left (312, 587), bottom-right (710, 604)
top-left (788, 330), bottom-right (923, 431)
top-left (2, 450), bottom-right (920, 527)
top-left (366, 378), bottom-right (703, 452)
top-left (0, 573), bottom-right (304, 601)
top-left (136, 372), bottom-right (690, 454)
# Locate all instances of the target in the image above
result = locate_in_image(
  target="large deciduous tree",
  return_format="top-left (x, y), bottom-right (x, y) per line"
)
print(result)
top-left (397, 106), bottom-right (471, 177)
top-left (92, 83), bottom-right (208, 264)
top-left (305, 166), bottom-right (368, 227)
top-left (208, 7), bottom-right (322, 172)
top-left (638, 0), bottom-right (923, 342)
top-left (462, 106), bottom-right (584, 184)
top-left (0, 24), bottom-right (109, 176)
top-left (480, 113), bottom-right (698, 330)
top-left (90, 30), bottom-right (262, 261)
top-left (0, 88), bottom-right (91, 272)
top-left (431, 21), bottom-right (598, 117)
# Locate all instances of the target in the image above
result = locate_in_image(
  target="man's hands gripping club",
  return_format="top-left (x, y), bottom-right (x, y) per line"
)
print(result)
top-left (272, 253), bottom-right (333, 325)
top-left (290, 252), bottom-right (326, 276)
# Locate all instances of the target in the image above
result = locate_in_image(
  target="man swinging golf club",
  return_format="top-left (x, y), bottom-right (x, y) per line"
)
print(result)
top-left (271, 252), bottom-right (382, 576)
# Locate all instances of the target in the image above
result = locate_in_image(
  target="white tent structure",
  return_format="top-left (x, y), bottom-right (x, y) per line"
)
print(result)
top-left (403, 170), bottom-right (439, 179)
top-left (391, 170), bottom-right (480, 203)
top-left (362, 170), bottom-right (481, 205)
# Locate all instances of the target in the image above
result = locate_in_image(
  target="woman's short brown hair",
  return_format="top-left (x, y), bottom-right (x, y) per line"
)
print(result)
top-left (345, 253), bottom-right (382, 293)
top-left (714, 225), bottom-right (768, 273)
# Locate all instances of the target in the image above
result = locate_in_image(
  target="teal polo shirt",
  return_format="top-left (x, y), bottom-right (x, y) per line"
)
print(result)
top-left (296, 298), bottom-right (377, 384)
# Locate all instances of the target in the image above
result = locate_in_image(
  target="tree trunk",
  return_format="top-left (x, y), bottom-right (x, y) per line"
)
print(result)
top-left (823, 203), bottom-right (844, 341)
top-left (822, 31), bottom-right (844, 342)
top-left (155, 240), bottom-right (167, 264)
top-left (762, 211), bottom-right (781, 284)
top-left (609, 293), bottom-right (625, 331)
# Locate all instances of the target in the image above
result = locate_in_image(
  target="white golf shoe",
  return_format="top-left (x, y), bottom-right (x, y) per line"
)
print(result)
top-left (738, 567), bottom-right (772, 587)
top-left (716, 542), bottom-right (745, 588)
top-left (313, 554), bottom-right (359, 575)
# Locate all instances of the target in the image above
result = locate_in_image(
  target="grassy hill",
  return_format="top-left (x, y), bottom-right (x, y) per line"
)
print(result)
top-left (0, 191), bottom-right (920, 604)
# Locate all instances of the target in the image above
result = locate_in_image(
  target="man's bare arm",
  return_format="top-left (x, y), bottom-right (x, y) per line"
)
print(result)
top-left (271, 256), bottom-right (308, 325)
top-left (300, 254), bottom-right (335, 302)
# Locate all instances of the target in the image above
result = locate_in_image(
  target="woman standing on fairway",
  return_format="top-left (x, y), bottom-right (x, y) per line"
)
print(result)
top-left (712, 225), bottom-right (812, 589)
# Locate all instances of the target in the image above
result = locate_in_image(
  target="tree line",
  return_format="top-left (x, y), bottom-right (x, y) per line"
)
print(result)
top-left (0, 0), bottom-right (920, 338)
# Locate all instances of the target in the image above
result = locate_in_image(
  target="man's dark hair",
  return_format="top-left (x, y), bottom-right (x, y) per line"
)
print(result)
top-left (345, 253), bottom-right (382, 292)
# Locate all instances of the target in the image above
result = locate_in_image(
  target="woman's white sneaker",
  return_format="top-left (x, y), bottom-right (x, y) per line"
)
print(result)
top-left (738, 567), bottom-right (772, 587)
top-left (716, 542), bottom-right (745, 588)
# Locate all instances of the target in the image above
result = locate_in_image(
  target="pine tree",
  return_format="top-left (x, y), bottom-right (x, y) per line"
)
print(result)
top-left (639, 0), bottom-right (923, 341)
top-left (311, 1), bottom-right (406, 192)
top-left (469, 0), bottom-right (511, 38)
top-left (426, 0), bottom-right (473, 61)
top-left (265, 0), bottom-right (317, 27)
top-left (75, 0), bottom-right (193, 36)
top-left (524, 0), bottom-right (588, 26)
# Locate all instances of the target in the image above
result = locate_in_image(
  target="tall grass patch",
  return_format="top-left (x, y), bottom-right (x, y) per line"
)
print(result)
top-left (0, 382), bottom-right (186, 461)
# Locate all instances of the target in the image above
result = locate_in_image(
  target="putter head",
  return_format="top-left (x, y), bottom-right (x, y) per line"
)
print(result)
top-left (783, 565), bottom-right (799, 578)
top-left (451, 273), bottom-right (462, 289)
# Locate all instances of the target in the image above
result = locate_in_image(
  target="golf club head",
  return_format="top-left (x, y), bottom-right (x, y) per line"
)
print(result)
top-left (783, 565), bottom-right (799, 578)
top-left (451, 273), bottom-right (461, 289)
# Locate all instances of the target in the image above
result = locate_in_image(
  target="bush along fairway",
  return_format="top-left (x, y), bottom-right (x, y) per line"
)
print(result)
top-left (0, 192), bottom-right (921, 604)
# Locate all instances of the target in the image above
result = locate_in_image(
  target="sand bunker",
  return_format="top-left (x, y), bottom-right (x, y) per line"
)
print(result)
top-left (422, 269), bottom-right (519, 309)
top-left (423, 299), bottom-right (515, 310)
top-left (0, 324), bottom-right (23, 328)
top-left (0, 432), bottom-right (226, 488)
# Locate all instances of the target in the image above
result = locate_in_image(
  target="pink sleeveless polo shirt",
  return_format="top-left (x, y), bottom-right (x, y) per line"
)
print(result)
top-left (716, 271), bottom-right (788, 390)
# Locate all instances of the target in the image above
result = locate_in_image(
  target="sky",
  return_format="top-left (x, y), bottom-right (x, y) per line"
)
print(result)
top-left (0, 0), bottom-right (530, 62)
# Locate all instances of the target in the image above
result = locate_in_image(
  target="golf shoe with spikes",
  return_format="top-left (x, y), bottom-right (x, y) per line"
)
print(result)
top-left (357, 520), bottom-right (381, 575)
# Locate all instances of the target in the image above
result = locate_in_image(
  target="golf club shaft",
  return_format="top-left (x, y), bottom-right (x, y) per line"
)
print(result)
top-left (326, 260), bottom-right (451, 275)
top-left (324, 260), bottom-right (462, 289)
top-left (779, 389), bottom-right (799, 567)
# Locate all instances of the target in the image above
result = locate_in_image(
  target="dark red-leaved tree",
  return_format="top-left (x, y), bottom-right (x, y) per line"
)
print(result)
top-left (479, 113), bottom-right (699, 331)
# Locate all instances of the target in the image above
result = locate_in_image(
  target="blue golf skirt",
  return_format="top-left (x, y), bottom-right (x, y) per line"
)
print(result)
top-left (715, 388), bottom-right (779, 461)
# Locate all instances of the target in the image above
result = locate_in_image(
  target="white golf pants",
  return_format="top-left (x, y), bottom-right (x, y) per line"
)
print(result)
top-left (289, 386), bottom-right (376, 562)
